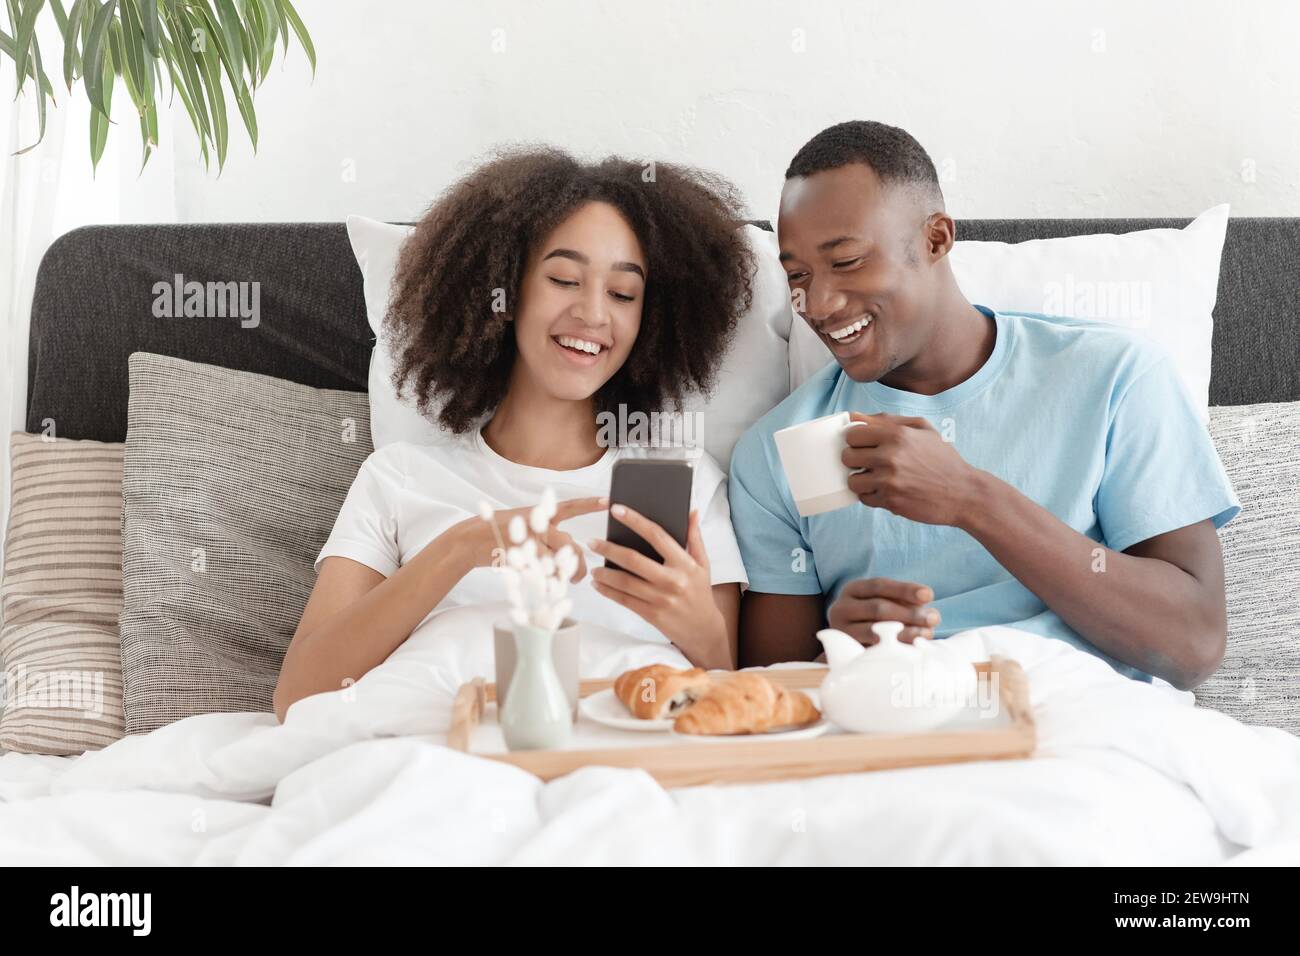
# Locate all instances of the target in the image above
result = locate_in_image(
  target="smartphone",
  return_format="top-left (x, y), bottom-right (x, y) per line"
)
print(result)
top-left (604, 458), bottom-right (694, 574)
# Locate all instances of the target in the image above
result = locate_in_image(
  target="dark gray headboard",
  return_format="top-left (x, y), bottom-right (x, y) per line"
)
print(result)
top-left (27, 218), bottom-right (1300, 442)
top-left (27, 223), bottom-right (372, 442)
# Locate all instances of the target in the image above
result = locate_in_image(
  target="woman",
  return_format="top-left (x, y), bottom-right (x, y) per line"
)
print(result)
top-left (274, 148), bottom-right (755, 721)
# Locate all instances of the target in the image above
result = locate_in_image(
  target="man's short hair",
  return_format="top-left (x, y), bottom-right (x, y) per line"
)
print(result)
top-left (786, 120), bottom-right (943, 207)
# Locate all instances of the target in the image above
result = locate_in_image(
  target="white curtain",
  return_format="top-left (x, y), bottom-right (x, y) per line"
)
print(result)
top-left (0, 46), bottom-right (69, 577)
top-left (1, 90), bottom-right (65, 430)
top-left (0, 20), bottom-right (179, 576)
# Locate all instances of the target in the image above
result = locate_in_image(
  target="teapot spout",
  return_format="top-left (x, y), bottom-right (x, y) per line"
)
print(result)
top-left (816, 628), bottom-right (866, 670)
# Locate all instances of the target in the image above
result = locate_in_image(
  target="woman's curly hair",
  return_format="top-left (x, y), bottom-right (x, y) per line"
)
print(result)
top-left (384, 147), bottom-right (755, 434)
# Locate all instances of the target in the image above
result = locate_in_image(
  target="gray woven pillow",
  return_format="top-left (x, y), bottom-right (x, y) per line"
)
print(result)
top-left (1196, 402), bottom-right (1300, 734)
top-left (120, 353), bottom-right (372, 734)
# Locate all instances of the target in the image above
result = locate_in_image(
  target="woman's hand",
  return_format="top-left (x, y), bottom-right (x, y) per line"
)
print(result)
top-left (588, 504), bottom-right (729, 668)
top-left (448, 497), bottom-right (608, 580)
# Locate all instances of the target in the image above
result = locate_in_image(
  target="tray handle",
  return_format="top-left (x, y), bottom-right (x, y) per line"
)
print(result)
top-left (447, 676), bottom-right (487, 752)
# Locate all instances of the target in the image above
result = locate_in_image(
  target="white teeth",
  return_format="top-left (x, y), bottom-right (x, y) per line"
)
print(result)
top-left (557, 335), bottom-right (602, 355)
top-left (828, 317), bottom-right (871, 341)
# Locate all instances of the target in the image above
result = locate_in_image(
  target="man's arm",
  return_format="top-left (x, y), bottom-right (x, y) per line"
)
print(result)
top-left (960, 472), bottom-right (1227, 690)
top-left (739, 591), bottom-right (825, 667)
top-left (842, 413), bottom-right (1229, 690)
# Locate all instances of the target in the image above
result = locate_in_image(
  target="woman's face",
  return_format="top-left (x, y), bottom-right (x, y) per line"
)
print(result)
top-left (509, 201), bottom-right (646, 403)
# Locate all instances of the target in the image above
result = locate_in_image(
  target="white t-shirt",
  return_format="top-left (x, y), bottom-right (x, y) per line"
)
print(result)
top-left (316, 429), bottom-right (748, 647)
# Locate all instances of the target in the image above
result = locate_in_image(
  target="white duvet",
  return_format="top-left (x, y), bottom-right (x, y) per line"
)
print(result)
top-left (1, 603), bottom-right (1297, 866)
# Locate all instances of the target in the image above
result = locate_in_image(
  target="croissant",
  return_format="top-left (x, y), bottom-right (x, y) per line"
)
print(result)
top-left (613, 664), bottom-right (713, 720)
top-left (673, 673), bottom-right (821, 735)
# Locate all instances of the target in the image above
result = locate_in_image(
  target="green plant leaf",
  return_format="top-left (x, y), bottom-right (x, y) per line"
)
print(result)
top-left (274, 0), bottom-right (287, 54)
top-left (13, 29), bottom-right (53, 153)
top-left (244, 0), bottom-right (271, 88)
top-left (2, 0), bottom-right (312, 169)
top-left (89, 36), bottom-right (113, 173)
top-left (278, 0), bottom-right (311, 75)
top-left (138, 0), bottom-right (159, 56)
top-left (14, 0), bottom-right (48, 91)
top-left (210, 0), bottom-right (245, 89)
top-left (106, 13), bottom-right (121, 74)
top-left (79, 0), bottom-right (92, 44)
top-left (2, 45), bottom-right (53, 154)
top-left (253, 0), bottom-right (277, 71)
top-left (239, 11), bottom-right (256, 88)
top-left (195, 1), bottom-right (256, 151)
top-left (32, 31), bottom-right (50, 117)
top-left (185, 6), bottom-right (227, 170)
top-left (118, 0), bottom-right (153, 110)
top-left (0, 24), bottom-right (56, 94)
top-left (163, 11), bottom-right (208, 136)
top-left (61, 0), bottom-right (84, 89)
top-left (82, 0), bottom-right (117, 118)
top-left (137, 96), bottom-right (156, 171)
top-left (163, 48), bottom-right (209, 169)
top-left (0, 25), bottom-right (56, 97)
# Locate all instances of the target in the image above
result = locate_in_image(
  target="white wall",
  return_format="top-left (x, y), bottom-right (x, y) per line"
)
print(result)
top-left (153, 0), bottom-right (1300, 226)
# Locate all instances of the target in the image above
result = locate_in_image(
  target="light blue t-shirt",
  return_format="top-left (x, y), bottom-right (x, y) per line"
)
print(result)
top-left (729, 307), bottom-right (1240, 681)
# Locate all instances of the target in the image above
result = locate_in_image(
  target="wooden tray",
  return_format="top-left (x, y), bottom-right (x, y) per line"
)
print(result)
top-left (447, 658), bottom-right (1035, 788)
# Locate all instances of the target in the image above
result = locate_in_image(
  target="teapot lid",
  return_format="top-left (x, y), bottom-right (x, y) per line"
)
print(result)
top-left (871, 620), bottom-right (905, 644)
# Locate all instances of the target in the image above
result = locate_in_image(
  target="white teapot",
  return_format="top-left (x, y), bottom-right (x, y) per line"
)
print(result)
top-left (815, 621), bottom-right (977, 734)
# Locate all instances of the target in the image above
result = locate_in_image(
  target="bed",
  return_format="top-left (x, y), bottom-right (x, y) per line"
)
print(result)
top-left (2, 217), bottom-right (1297, 865)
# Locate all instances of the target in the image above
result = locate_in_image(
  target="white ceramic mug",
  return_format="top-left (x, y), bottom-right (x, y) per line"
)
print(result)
top-left (773, 411), bottom-right (861, 517)
top-left (494, 618), bottom-right (581, 719)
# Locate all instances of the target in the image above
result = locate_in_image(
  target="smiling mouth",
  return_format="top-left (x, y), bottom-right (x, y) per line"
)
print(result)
top-left (823, 315), bottom-right (873, 346)
top-left (551, 334), bottom-right (607, 364)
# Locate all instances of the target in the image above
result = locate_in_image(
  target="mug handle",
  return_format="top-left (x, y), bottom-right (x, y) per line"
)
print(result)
top-left (842, 416), bottom-right (874, 436)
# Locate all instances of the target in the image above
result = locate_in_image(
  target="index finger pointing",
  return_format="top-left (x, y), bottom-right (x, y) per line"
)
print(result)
top-left (552, 496), bottom-right (610, 523)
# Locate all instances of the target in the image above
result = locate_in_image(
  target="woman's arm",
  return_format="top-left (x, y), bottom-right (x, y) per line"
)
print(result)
top-left (273, 523), bottom-right (479, 721)
top-left (274, 496), bottom-right (607, 721)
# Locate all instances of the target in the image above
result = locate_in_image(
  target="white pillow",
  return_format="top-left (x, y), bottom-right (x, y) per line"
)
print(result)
top-left (789, 204), bottom-right (1230, 420)
top-left (346, 216), bottom-right (794, 467)
top-left (345, 216), bottom-right (427, 450)
top-left (678, 224), bottom-right (793, 468)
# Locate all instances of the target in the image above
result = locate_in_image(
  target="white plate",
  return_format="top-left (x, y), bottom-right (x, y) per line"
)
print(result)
top-left (670, 718), bottom-right (832, 743)
top-left (579, 688), bottom-right (674, 732)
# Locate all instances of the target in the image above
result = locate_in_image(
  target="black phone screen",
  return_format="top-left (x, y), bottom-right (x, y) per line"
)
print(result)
top-left (604, 458), bottom-right (693, 574)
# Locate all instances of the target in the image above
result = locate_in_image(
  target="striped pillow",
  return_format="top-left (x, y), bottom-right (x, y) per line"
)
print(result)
top-left (0, 434), bottom-right (126, 754)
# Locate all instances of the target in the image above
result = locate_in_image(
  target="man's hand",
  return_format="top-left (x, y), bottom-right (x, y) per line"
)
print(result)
top-left (827, 577), bottom-right (941, 644)
top-left (842, 412), bottom-right (980, 526)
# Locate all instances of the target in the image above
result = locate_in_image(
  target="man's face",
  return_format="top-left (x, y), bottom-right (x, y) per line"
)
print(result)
top-left (777, 163), bottom-right (933, 383)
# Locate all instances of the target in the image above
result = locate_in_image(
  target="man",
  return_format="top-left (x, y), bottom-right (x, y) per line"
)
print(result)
top-left (729, 121), bottom-right (1239, 688)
